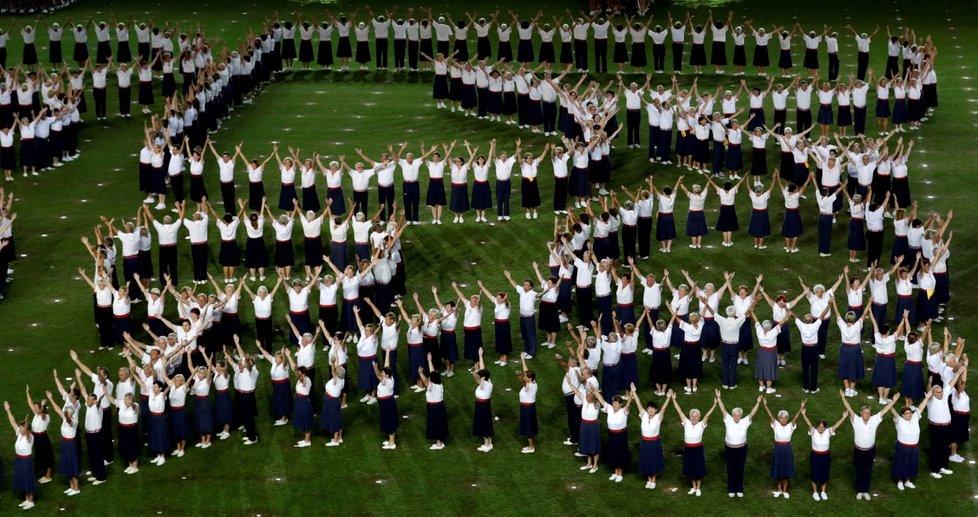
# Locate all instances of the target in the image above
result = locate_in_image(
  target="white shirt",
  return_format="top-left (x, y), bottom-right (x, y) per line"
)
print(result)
top-left (851, 413), bottom-right (883, 449)
top-left (724, 415), bottom-right (751, 446)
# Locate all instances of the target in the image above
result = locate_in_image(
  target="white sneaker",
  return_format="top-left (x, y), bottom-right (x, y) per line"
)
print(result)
top-left (580, 464), bottom-right (592, 470)
top-left (360, 394), bottom-right (371, 403)
top-left (243, 439), bottom-right (258, 445)
top-left (940, 468), bottom-right (953, 475)
top-left (897, 481), bottom-right (905, 490)
top-left (949, 454), bottom-right (965, 463)
top-left (295, 440), bottom-right (311, 448)
top-left (689, 488), bottom-right (697, 495)
top-left (21, 501), bottom-right (35, 509)
top-left (820, 491), bottom-right (828, 500)
top-left (366, 397), bottom-right (377, 405)
top-left (904, 481), bottom-right (915, 489)
top-left (774, 491), bottom-right (782, 498)
top-left (783, 492), bottom-right (790, 499)
top-left (154, 203), bottom-right (167, 210)
top-left (812, 492), bottom-right (820, 501)
top-left (930, 472), bottom-right (943, 479)
top-left (430, 443), bottom-right (445, 450)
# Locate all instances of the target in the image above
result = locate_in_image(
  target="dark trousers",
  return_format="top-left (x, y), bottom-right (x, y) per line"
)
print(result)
top-left (496, 180), bottom-right (511, 217)
top-left (866, 230), bottom-right (884, 268)
top-left (191, 243), bottom-right (208, 281)
top-left (408, 40), bottom-right (419, 69)
top-left (393, 39), bottom-right (406, 69)
top-left (929, 423), bottom-right (951, 472)
top-left (721, 343), bottom-right (739, 387)
top-left (236, 391), bottom-right (257, 441)
top-left (621, 224), bottom-right (636, 260)
top-left (402, 181), bottom-right (420, 222)
top-left (378, 185), bottom-right (395, 220)
top-left (796, 109), bottom-right (812, 135)
top-left (123, 257), bottom-right (138, 298)
top-left (594, 39), bottom-right (608, 73)
top-left (353, 190), bottom-right (369, 215)
top-left (637, 217), bottom-right (653, 258)
top-left (220, 181), bottom-right (236, 214)
top-left (93, 87), bottom-right (107, 118)
top-left (158, 245), bottom-right (178, 284)
top-left (801, 345), bottom-right (819, 391)
top-left (553, 177), bottom-right (568, 212)
top-left (854, 106), bottom-right (867, 135)
top-left (854, 447), bottom-right (875, 492)
top-left (817, 214), bottom-right (833, 254)
top-left (567, 395), bottom-right (581, 443)
top-left (816, 318), bottom-right (830, 356)
top-left (520, 316), bottom-right (537, 357)
top-left (576, 286), bottom-right (593, 326)
top-left (857, 52), bottom-right (869, 81)
top-left (626, 109), bottom-right (641, 146)
top-left (574, 39), bottom-right (588, 70)
top-left (86, 431), bottom-right (106, 480)
top-left (653, 43), bottom-right (666, 71)
top-left (828, 52), bottom-right (840, 81)
top-left (170, 173), bottom-right (184, 202)
top-left (648, 126), bottom-right (659, 159)
top-left (672, 42), bottom-right (684, 71)
top-left (118, 86), bottom-right (131, 115)
top-left (543, 101), bottom-right (557, 133)
top-left (375, 38), bottom-right (388, 68)
top-left (725, 444), bottom-right (748, 493)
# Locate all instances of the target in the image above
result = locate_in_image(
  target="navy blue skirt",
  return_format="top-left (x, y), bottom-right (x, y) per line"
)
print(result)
top-left (215, 390), bottom-right (233, 426)
top-left (274, 240), bottom-right (295, 267)
top-left (433, 75), bottom-right (449, 99)
top-left (118, 423), bottom-right (141, 461)
top-left (778, 49), bottom-right (792, 69)
top-left (770, 442), bottom-right (796, 479)
top-left (59, 438), bottom-right (80, 478)
top-left (319, 395), bottom-right (343, 433)
top-left (148, 413), bottom-right (169, 454)
top-left (838, 105), bottom-right (853, 126)
top-left (817, 105), bottom-right (834, 125)
top-left (656, 213), bottom-right (676, 241)
top-left (440, 331), bottom-right (459, 363)
top-left (837, 344), bottom-right (865, 380)
top-left (579, 420), bottom-right (601, 455)
top-left (901, 361), bottom-right (924, 400)
top-left (326, 187), bottom-right (346, 214)
top-left (683, 444), bottom-right (706, 479)
top-left (293, 394), bottom-right (314, 432)
top-left (606, 429), bottom-right (631, 470)
top-left (379, 397), bottom-right (399, 434)
top-left (748, 209), bottom-right (771, 237)
top-left (408, 344), bottom-right (426, 381)
top-left (218, 239), bottom-right (240, 267)
top-left (426, 401), bottom-right (449, 440)
top-left (357, 357), bottom-right (378, 392)
top-left (875, 98), bottom-right (891, 118)
top-left (569, 167), bottom-right (590, 197)
top-left (747, 108), bottom-right (766, 131)
top-left (426, 178), bottom-right (446, 206)
top-left (471, 181), bottom-right (492, 209)
top-left (279, 184), bottom-right (298, 210)
top-left (463, 327), bottom-right (482, 361)
top-left (245, 237), bottom-right (269, 268)
top-left (271, 380), bottom-right (294, 418)
top-left (781, 208), bottom-right (803, 237)
top-left (494, 321), bottom-right (512, 355)
top-left (686, 210), bottom-right (708, 237)
top-left (304, 237), bottom-right (323, 268)
top-left (872, 354), bottom-right (897, 388)
top-left (519, 403), bottom-right (539, 437)
top-left (472, 400), bottom-right (494, 437)
top-left (13, 456), bottom-right (35, 494)
top-left (194, 395), bottom-right (214, 434)
top-left (810, 451), bottom-right (830, 483)
top-left (716, 204), bottom-right (740, 232)
top-left (776, 327), bottom-right (791, 353)
top-left (725, 145), bottom-right (744, 170)
top-left (679, 342), bottom-right (703, 379)
top-left (892, 442), bottom-right (919, 479)
top-left (170, 406), bottom-right (190, 441)
top-left (302, 186), bottom-right (321, 212)
top-left (639, 436), bottom-right (665, 475)
top-left (848, 218), bottom-right (866, 250)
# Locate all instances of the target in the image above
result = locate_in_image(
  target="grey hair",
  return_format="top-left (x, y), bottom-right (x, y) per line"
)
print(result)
top-left (762, 320), bottom-right (773, 331)
top-left (690, 409), bottom-right (701, 418)
top-left (777, 409), bottom-right (789, 419)
top-left (725, 306), bottom-right (736, 317)
top-left (732, 407), bottom-right (743, 416)
top-left (335, 366), bottom-right (346, 379)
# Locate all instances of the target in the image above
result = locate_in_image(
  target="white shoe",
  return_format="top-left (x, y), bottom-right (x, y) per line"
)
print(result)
top-left (689, 488), bottom-right (697, 495)
top-left (21, 501), bottom-right (35, 509)
top-left (783, 492), bottom-right (790, 499)
top-left (820, 491), bottom-right (828, 500)
top-left (367, 397), bottom-right (377, 405)
top-left (359, 395), bottom-right (371, 403)
top-left (66, 489), bottom-right (80, 496)
top-left (940, 468), bottom-right (953, 475)
top-left (766, 388), bottom-right (776, 394)
top-left (430, 443), bottom-right (445, 450)
top-left (588, 466), bottom-right (598, 473)
top-left (580, 464), bottom-right (592, 470)
top-left (695, 489), bottom-right (702, 496)
top-left (609, 473), bottom-right (617, 481)
top-left (614, 474), bottom-right (623, 482)
top-left (154, 203), bottom-right (167, 210)
top-left (243, 439), bottom-right (258, 445)
top-left (813, 492), bottom-right (820, 501)
top-left (897, 481), bottom-right (905, 490)
top-left (904, 481), bottom-right (915, 489)
top-left (295, 440), bottom-right (311, 448)
top-left (92, 479), bottom-right (106, 485)
top-left (774, 491), bottom-right (782, 498)
top-left (930, 472), bottom-right (942, 479)
top-left (950, 454), bottom-right (965, 463)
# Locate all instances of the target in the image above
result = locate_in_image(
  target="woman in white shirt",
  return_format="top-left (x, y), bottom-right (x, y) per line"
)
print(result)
top-left (596, 386), bottom-right (633, 482)
top-left (832, 296), bottom-right (872, 397)
top-left (670, 394), bottom-right (719, 496)
top-left (635, 389), bottom-right (669, 488)
top-left (652, 176), bottom-right (682, 252)
top-left (372, 347), bottom-right (398, 449)
top-left (471, 348), bottom-right (495, 452)
top-left (4, 400), bottom-right (36, 508)
top-left (417, 353), bottom-right (448, 449)
top-left (800, 406), bottom-right (848, 501)
top-left (516, 353), bottom-right (539, 453)
top-left (44, 391), bottom-right (80, 496)
top-left (763, 398), bottom-right (804, 498)
top-left (890, 396), bottom-right (928, 489)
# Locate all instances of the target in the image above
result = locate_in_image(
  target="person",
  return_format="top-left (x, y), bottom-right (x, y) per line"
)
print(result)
top-left (671, 393), bottom-right (718, 496)
top-left (891, 393), bottom-right (928, 490)
top-left (839, 389), bottom-right (901, 500)
top-left (596, 384), bottom-right (633, 483)
top-left (949, 376), bottom-right (970, 464)
top-left (752, 308), bottom-right (788, 393)
top-left (102, 378), bottom-right (141, 475)
top-left (567, 367), bottom-right (601, 473)
top-left (516, 352), bottom-right (538, 454)
top-left (715, 390), bottom-right (763, 497)
top-left (418, 353), bottom-right (448, 450)
top-left (634, 388), bottom-right (668, 489)
top-left (712, 301), bottom-right (746, 390)
top-left (800, 406), bottom-right (848, 501)
top-left (471, 347), bottom-right (494, 452)
top-left (372, 347), bottom-right (398, 450)
top-left (868, 307), bottom-right (907, 405)
top-left (44, 388), bottom-right (80, 496)
top-left (75, 369), bottom-right (108, 484)
top-left (832, 295), bottom-right (872, 397)
top-left (927, 363), bottom-right (968, 479)
top-left (69, 351), bottom-right (115, 465)
top-left (3, 400), bottom-right (36, 509)
top-left (763, 398), bottom-right (805, 498)
top-left (24, 386), bottom-right (53, 484)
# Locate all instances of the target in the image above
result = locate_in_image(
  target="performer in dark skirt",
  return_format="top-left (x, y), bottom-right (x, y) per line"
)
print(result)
top-left (635, 390), bottom-right (668, 489)
top-left (373, 348), bottom-right (399, 450)
top-left (800, 410), bottom-right (847, 501)
top-left (320, 355), bottom-right (346, 446)
top-left (949, 381), bottom-right (970, 464)
top-left (106, 392), bottom-right (141, 474)
top-left (568, 374), bottom-right (602, 472)
top-left (763, 399), bottom-right (803, 498)
top-left (45, 391), bottom-right (81, 496)
top-left (598, 389), bottom-right (633, 482)
top-left (891, 402), bottom-right (923, 490)
top-left (285, 350), bottom-right (314, 448)
top-left (471, 348), bottom-right (495, 452)
top-left (538, 25), bottom-right (556, 64)
top-left (516, 354), bottom-right (539, 454)
top-left (317, 22), bottom-right (335, 69)
top-left (4, 401), bottom-right (37, 509)
top-left (419, 355), bottom-right (448, 450)
top-left (671, 395), bottom-right (718, 496)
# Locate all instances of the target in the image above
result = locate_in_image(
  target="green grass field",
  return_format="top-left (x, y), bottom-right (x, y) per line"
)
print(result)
top-left (0, 0), bottom-right (976, 514)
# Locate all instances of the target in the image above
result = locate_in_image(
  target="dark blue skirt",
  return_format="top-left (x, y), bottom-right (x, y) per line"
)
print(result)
top-left (244, 237), bottom-right (269, 268)
top-left (426, 178), bottom-right (446, 206)
top-left (440, 331), bottom-right (459, 363)
top-left (427, 401), bottom-right (449, 440)
top-left (725, 145), bottom-right (744, 170)
top-left (148, 413), bottom-right (169, 454)
top-left (702, 319), bottom-right (720, 349)
top-left (59, 438), bottom-right (80, 478)
top-left (606, 429), bottom-right (631, 470)
top-left (683, 444), bottom-right (706, 479)
top-left (379, 397), bottom-right (399, 434)
top-left (838, 105), bottom-right (853, 126)
top-left (293, 394), bottom-right (314, 432)
top-left (837, 344), bottom-right (865, 380)
top-left (13, 456), bottom-right (35, 494)
top-left (715, 204), bottom-right (739, 232)
top-left (433, 75), bottom-right (449, 99)
top-left (781, 208), bottom-right (803, 237)
top-left (817, 105), bottom-right (834, 125)
top-left (302, 186), bottom-right (321, 212)
top-left (748, 209), bottom-right (771, 237)
top-left (747, 108), bottom-right (765, 131)
top-left (519, 403), bottom-right (539, 437)
top-left (656, 213), bottom-right (676, 241)
top-left (739, 317), bottom-right (754, 351)
top-left (872, 354), bottom-right (897, 388)
top-left (279, 184), bottom-right (298, 210)
top-left (875, 98), bottom-right (891, 118)
top-left (848, 218), bottom-right (866, 250)
top-left (215, 390), bottom-right (233, 426)
top-left (901, 361), bottom-right (924, 400)
top-left (271, 380), bottom-right (293, 418)
top-left (274, 240), bottom-right (295, 267)
top-left (776, 327), bottom-right (791, 353)
top-left (639, 437), bottom-right (665, 475)
top-left (194, 396), bottom-right (214, 434)
top-left (326, 187), bottom-right (346, 214)
top-left (892, 442), bottom-right (919, 480)
top-left (472, 400), bottom-right (494, 437)
top-left (408, 345), bottom-right (427, 381)
top-left (810, 451), bottom-right (830, 483)
top-left (219, 240), bottom-right (240, 266)
top-left (686, 210), bottom-right (708, 237)
top-left (358, 357), bottom-right (379, 392)
top-left (319, 395), bottom-right (343, 433)
top-left (770, 442), bottom-right (796, 479)
top-left (579, 420), bottom-right (601, 455)
top-left (778, 49), bottom-right (792, 69)
top-left (494, 321), bottom-right (512, 355)
top-left (570, 167), bottom-right (590, 197)
top-left (304, 237), bottom-right (323, 268)
top-left (115, 423), bottom-right (139, 462)
top-left (464, 327), bottom-right (482, 361)
top-left (170, 406), bottom-right (190, 441)
top-left (472, 181), bottom-right (492, 209)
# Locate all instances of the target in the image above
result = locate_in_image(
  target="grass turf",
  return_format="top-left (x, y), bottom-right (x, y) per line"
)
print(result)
top-left (0, 0), bottom-right (977, 514)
